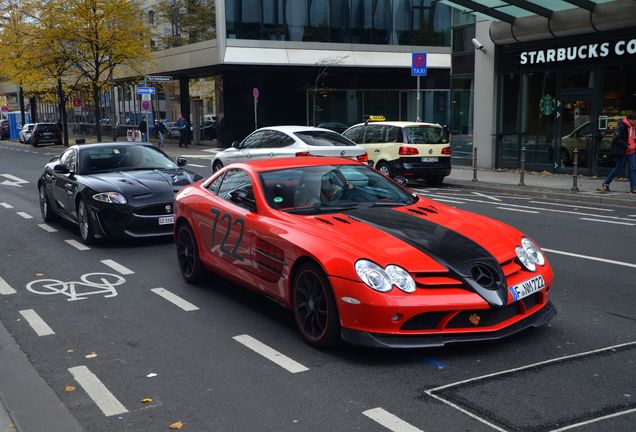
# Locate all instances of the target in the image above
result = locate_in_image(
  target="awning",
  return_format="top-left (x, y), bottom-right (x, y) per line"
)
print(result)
top-left (440, 0), bottom-right (636, 44)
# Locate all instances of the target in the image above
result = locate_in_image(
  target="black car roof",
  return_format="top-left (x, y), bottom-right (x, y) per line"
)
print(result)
top-left (71, 142), bottom-right (154, 151)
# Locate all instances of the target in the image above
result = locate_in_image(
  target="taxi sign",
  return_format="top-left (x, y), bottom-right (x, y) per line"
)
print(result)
top-left (411, 52), bottom-right (427, 76)
top-left (369, 115), bottom-right (386, 121)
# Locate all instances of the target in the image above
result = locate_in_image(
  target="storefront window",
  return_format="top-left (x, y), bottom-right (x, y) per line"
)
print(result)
top-left (450, 78), bottom-right (473, 160)
top-left (499, 72), bottom-right (521, 167)
top-left (561, 71), bottom-right (594, 89)
top-left (521, 72), bottom-right (556, 165)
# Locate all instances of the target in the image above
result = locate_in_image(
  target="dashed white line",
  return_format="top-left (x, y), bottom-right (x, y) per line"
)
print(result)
top-left (543, 248), bottom-right (636, 269)
top-left (150, 288), bottom-right (199, 311)
top-left (496, 207), bottom-right (539, 214)
top-left (65, 239), bottom-right (90, 251)
top-left (363, 408), bottom-right (424, 432)
top-left (101, 260), bottom-right (134, 275)
top-left (37, 223), bottom-right (57, 232)
top-left (187, 163), bottom-right (206, 168)
top-left (16, 211), bottom-right (33, 219)
top-left (0, 202), bottom-right (13, 208)
top-left (430, 198), bottom-right (465, 204)
top-left (0, 276), bottom-right (17, 295)
top-left (579, 218), bottom-right (634, 226)
top-left (549, 407), bottom-right (636, 432)
top-left (19, 309), bottom-right (55, 336)
top-left (68, 366), bottom-right (128, 417)
top-left (529, 201), bottom-right (613, 211)
top-left (233, 334), bottom-right (309, 374)
top-left (471, 191), bottom-right (501, 202)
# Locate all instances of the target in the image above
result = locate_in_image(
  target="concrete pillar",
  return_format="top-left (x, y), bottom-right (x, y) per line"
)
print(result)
top-left (473, 19), bottom-right (497, 168)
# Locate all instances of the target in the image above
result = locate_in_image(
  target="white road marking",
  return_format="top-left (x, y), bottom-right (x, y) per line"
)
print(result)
top-left (65, 239), bottom-right (90, 251)
top-left (187, 163), bottom-right (206, 168)
top-left (150, 288), bottom-right (199, 311)
top-left (426, 341), bottom-right (636, 432)
top-left (471, 191), bottom-right (501, 202)
top-left (19, 309), bottom-right (55, 336)
top-left (579, 218), bottom-right (634, 226)
top-left (549, 407), bottom-right (636, 432)
top-left (233, 334), bottom-right (309, 374)
top-left (542, 248), bottom-right (636, 269)
top-left (38, 223), bottom-right (57, 232)
top-left (0, 276), bottom-right (17, 295)
top-left (101, 260), bottom-right (134, 275)
top-left (629, 215), bottom-right (636, 218)
top-left (430, 198), bottom-right (465, 204)
top-left (16, 211), bottom-right (33, 219)
top-left (68, 366), bottom-right (128, 417)
top-left (0, 202), bottom-right (13, 208)
top-left (496, 207), bottom-right (539, 214)
top-left (363, 408), bottom-right (424, 432)
top-left (0, 173), bottom-right (29, 187)
top-left (529, 201), bottom-right (613, 211)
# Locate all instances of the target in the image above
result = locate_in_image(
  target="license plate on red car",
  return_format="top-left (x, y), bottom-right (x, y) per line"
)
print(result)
top-left (510, 275), bottom-right (545, 301)
top-left (158, 216), bottom-right (174, 225)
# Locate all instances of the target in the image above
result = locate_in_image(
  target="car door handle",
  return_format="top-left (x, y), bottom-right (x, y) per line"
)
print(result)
top-left (65, 183), bottom-right (73, 190)
top-left (269, 152), bottom-right (274, 157)
top-left (374, 149), bottom-right (380, 152)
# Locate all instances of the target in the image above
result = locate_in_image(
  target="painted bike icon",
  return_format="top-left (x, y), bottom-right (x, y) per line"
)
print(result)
top-left (26, 273), bottom-right (125, 301)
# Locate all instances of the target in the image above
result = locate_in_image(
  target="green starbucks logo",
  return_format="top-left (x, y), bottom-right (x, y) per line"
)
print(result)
top-left (539, 95), bottom-right (556, 116)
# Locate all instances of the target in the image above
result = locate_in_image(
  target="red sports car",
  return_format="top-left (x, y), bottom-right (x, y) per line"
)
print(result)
top-left (174, 157), bottom-right (555, 348)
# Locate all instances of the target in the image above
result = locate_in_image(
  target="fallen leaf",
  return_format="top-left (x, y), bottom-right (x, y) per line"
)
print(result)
top-left (169, 421), bottom-right (184, 430)
top-left (65, 385), bottom-right (76, 392)
top-left (85, 352), bottom-right (97, 359)
top-left (141, 397), bottom-right (153, 404)
top-left (67, 349), bottom-right (75, 353)
top-left (146, 373), bottom-right (158, 378)
top-left (35, 273), bottom-right (44, 277)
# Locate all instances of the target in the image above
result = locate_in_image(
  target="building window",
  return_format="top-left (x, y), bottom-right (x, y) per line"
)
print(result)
top-left (450, 78), bottom-right (473, 160)
top-left (148, 10), bottom-right (155, 25)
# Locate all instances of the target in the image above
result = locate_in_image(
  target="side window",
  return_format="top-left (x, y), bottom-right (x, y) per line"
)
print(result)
top-left (241, 131), bottom-right (267, 149)
top-left (207, 172), bottom-right (225, 194)
top-left (60, 149), bottom-right (77, 172)
top-left (343, 126), bottom-right (362, 144)
top-left (384, 126), bottom-right (398, 143)
top-left (217, 169), bottom-right (256, 211)
top-left (364, 125), bottom-right (384, 144)
top-left (270, 131), bottom-right (295, 147)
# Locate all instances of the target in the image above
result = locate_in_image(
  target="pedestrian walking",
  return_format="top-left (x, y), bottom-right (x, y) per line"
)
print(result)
top-left (155, 119), bottom-right (167, 148)
top-left (177, 114), bottom-right (189, 148)
top-left (597, 111), bottom-right (636, 193)
top-left (138, 116), bottom-right (148, 142)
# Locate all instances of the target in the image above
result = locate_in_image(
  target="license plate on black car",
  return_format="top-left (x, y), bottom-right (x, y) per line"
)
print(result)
top-left (158, 216), bottom-right (174, 225)
top-left (421, 157), bottom-right (438, 162)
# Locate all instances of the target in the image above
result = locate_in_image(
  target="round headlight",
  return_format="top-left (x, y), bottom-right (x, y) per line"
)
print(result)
top-left (521, 237), bottom-right (545, 266)
top-left (516, 246), bottom-right (536, 272)
top-left (355, 260), bottom-right (392, 292)
top-left (92, 192), bottom-right (127, 204)
top-left (385, 265), bottom-right (416, 293)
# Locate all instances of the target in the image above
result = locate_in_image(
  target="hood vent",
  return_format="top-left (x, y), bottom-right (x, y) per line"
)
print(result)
top-left (315, 217), bottom-right (333, 225)
top-left (418, 206), bottom-right (438, 214)
top-left (332, 216), bottom-right (351, 224)
top-left (407, 208), bottom-right (427, 216)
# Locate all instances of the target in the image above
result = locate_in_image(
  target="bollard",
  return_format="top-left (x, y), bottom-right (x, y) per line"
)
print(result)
top-left (571, 148), bottom-right (580, 192)
top-left (472, 145), bottom-right (478, 182)
top-left (519, 146), bottom-right (526, 186)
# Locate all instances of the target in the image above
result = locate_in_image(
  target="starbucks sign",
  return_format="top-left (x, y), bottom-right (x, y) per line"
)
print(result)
top-left (539, 95), bottom-right (556, 116)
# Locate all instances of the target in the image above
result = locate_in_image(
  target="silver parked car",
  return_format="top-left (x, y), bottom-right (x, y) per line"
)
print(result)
top-left (211, 125), bottom-right (367, 172)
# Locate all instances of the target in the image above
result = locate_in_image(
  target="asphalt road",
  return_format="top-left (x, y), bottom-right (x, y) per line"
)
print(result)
top-left (0, 142), bottom-right (634, 432)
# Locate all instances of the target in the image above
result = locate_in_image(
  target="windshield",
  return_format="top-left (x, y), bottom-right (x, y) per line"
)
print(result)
top-left (259, 164), bottom-right (416, 214)
top-left (79, 145), bottom-right (178, 175)
top-left (294, 130), bottom-right (357, 147)
top-left (404, 126), bottom-right (448, 144)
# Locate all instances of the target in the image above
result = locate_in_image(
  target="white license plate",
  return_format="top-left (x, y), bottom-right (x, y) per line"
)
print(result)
top-left (421, 157), bottom-right (438, 162)
top-left (510, 275), bottom-right (545, 301)
top-left (158, 216), bottom-right (174, 225)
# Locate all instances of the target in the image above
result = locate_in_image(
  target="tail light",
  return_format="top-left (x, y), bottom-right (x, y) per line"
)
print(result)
top-left (399, 147), bottom-right (419, 156)
top-left (356, 152), bottom-right (368, 163)
top-left (441, 146), bottom-right (452, 155)
top-left (295, 151), bottom-right (311, 157)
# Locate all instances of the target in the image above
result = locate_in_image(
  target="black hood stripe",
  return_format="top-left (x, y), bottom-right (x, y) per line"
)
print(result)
top-left (347, 207), bottom-right (508, 307)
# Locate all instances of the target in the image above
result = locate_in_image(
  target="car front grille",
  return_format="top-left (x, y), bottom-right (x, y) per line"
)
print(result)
top-left (134, 203), bottom-right (173, 216)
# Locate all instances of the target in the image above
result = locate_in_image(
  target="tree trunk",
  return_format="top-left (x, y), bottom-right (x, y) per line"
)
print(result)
top-left (92, 83), bottom-right (102, 142)
top-left (18, 86), bottom-right (26, 126)
top-left (58, 78), bottom-right (69, 147)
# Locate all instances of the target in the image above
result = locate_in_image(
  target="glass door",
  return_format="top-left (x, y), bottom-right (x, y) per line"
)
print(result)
top-left (556, 97), bottom-right (595, 174)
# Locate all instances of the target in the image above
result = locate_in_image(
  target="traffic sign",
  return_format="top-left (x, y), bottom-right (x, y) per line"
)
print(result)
top-left (253, 88), bottom-right (259, 99)
top-left (145, 75), bottom-right (172, 82)
top-left (141, 101), bottom-right (151, 112)
top-left (141, 94), bottom-right (151, 101)
top-left (411, 52), bottom-right (427, 77)
top-left (1, 106), bottom-right (8, 113)
top-left (137, 87), bottom-right (156, 95)
top-left (72, 97), bottom-right (82, 108)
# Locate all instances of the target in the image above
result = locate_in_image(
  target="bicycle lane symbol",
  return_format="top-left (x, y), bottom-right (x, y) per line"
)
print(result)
top-left (26, 273), bottom-right (125, 302)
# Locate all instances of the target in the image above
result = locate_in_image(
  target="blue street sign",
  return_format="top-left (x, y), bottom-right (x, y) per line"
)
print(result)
top-left (411, 53), bottom-right (427, 77)
top-left (137, 87), bottom-right (156, 95)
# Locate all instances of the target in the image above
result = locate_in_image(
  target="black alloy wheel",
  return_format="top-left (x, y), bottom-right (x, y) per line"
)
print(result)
top-left (38, 184), bottom-right (55, 222)
top-left (212, 160), bottom-right (223, 172)
top-left (77, 199), bottom-right (95, 244)
top-left (292, 262), bottom-right (340, 347)
top-left (376, 161), bottom-right (392, 178)
top-left (176, 223), bottom-right (205, 283)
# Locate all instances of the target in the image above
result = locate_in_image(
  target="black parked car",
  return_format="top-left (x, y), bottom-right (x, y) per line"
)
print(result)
top-left (38, 143), bottom-right (202, 243)
top-left (0, 120), bottom-right (8, 140)
top-left (30, 123), bottom-right (62, 146)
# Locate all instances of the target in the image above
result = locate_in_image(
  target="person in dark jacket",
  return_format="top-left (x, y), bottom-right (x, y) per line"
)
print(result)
top-left (155, 119), bottom-right (167, 148)
top-left (177, 114), bottom-right (189, 148)
top-left (138, 116), bottom-right (148, 142)
top-left (597, 111), bottom-right (636, 193)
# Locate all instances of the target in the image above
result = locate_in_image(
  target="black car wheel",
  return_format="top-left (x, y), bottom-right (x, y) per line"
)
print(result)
top-left (176, 223), bottom-right (205, 283)
top-left (77, 199), bottom-right (95, 244)
top-left (212, 160), bottom-right (223, 172)
top-left (38, 184), bottom-right (56, 222)
top-left (376, 161), bottom-right (392, 178)
top-left (292, 262), bottom-right (340, 348)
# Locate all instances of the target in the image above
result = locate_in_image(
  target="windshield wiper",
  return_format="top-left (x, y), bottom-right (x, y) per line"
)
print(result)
top-left (284, 205), bottom-right (359, 215)
top-left (370, 201), bottom-right (408, 207)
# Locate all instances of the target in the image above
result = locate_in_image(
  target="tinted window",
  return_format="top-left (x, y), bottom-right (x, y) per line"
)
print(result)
top-left (217, 169), bottom-right (254, 207)
top-left (60, 149), bottom-right (77, 172)
top-left (342, 126), bottom-right (363, 144)
top-left (35, 124), bottom-right (58, 132)
top-left (241, 131), bottom-right (268, 149)
top-left (385, 126), bottom-right (399, 142)
top-left (258, 130), bottom-right (294, 148)
top-left (78, 145), bottom-right (178, 174)
top-left (363, 125), bottom-right (384, 144)
top-left (294, 130), bottom-right (356, 147)
top-left (207, 173), bottom-right (224, 194)
top-left (404, 126), bottom-right (448, 144)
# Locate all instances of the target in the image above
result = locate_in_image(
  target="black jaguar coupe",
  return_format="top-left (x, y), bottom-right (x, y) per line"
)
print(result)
top-left (38, 143), bottom-right (203, 243)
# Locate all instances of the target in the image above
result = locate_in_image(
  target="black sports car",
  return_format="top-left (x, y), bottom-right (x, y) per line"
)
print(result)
top-left (38, 142), bottom-right (203, 243)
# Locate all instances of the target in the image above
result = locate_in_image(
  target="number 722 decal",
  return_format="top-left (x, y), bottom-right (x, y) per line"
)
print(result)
top-left (210, 208), bottom-right (245, 261)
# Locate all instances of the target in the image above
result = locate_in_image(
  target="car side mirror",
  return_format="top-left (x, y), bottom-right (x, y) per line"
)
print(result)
top-left (394, 175), bottom-right (408, 186)
top-left (176, 156), bottom-right (187, 167)
top-left (53, 163), bottom-right (70, 174)
top-left (231, 141), bottom-right (240, 149)
top-left (229, 189), bottom-right (256, 212)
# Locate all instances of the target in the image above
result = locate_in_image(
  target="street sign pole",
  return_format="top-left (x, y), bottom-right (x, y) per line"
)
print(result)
top-left (411, 53), bottom-right (427, 123)
top-left (253, 88), bottom-right (259, 130)
top-left (144, 78), bottom-right (149, 142)
top-left (416, 76), bottom-right (421, 122)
